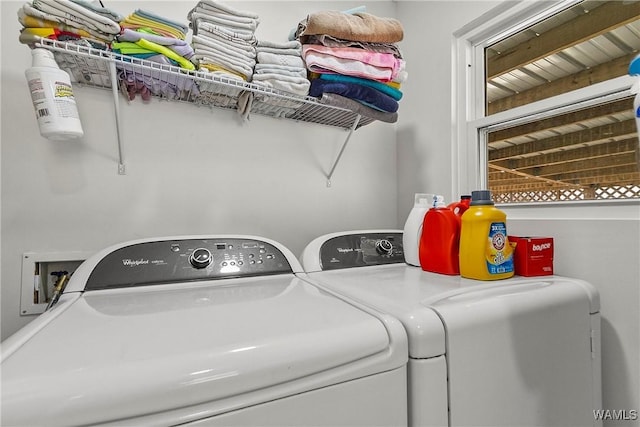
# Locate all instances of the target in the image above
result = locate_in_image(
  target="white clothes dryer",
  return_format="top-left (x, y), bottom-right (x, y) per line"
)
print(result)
top-left (300, 230), bottom-right (602, 427)
top-left (1, 235), bottom-right (408, 427)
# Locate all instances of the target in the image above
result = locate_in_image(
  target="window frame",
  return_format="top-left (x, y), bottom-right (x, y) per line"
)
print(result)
top-left (452, 0), bottom-right (639, 210)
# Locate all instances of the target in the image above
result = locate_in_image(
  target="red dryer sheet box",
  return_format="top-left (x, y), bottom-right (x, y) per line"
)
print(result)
top-left (508, 236), bottom-right (554, 277)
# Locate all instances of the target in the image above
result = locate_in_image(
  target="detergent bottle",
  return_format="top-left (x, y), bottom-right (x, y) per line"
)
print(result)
top-left (419, 195), bottom-right (460, 275)
top-left (459, 190), bottom-right (514, 280)
top-left (402, 193), bottom-right (434, 266)
top-left (25, 48), bottom-right (83, 140)
top-left (448, 195), bottom-right (471, 217)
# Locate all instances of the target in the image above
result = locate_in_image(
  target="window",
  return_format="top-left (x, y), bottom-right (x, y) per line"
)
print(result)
top-left (455, 0), bottom-right (640, 203)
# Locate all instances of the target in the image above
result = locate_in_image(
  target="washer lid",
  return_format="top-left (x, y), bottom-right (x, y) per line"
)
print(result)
top-left (306, 266), bottom-right (450, 358)
top-left (1, 276), bottom-right (399, 426)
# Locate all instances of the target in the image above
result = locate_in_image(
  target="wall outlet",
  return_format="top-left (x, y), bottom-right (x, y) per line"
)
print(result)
top-left (21, 251), bottom-right (93, 316)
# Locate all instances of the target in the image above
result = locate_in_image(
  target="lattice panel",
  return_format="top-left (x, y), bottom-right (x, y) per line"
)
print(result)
top-left (595, 184), bottom-right (640, 199)
top-left (492, 184), bottom-right (640, 203)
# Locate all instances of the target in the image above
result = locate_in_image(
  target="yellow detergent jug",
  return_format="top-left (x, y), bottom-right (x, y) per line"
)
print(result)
top-left (459, 190), bottom-right (514, 280)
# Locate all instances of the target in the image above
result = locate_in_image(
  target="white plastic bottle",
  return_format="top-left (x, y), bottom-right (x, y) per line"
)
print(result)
top-left (25, 48), bottom-right (83, 140)
top-left (402, 193), bottom-right (434, 266)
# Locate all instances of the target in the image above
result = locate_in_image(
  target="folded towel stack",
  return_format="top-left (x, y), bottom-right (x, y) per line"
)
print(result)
top-left (187, 0), bottom-right (259, 82)
top-left (252, 40), bottom-right (310, 97)
top-left (18, 0), bottom-right (123, 49)
top-left (117, 10), bottom-right (196, 101)
top-left (242, 39), bottom-right (310, 119)
top-left (120, 9), bottom-right (188, 40)
top-left (114, 27), bottom-right (195, 70)
top-left (295, 9), bottom-right (407, 122)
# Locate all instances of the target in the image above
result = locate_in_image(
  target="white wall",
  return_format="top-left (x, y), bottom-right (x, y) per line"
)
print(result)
top-left (397, 1), bottom-right (640, 425)
top-left (505, 204), bottom-right (640, 427)
top-left (2, 0), bottom-right (638, 424)
top-left (395, 0), bottom-right (500, 219)
top-left (1, 1), bottom-right (399, 338)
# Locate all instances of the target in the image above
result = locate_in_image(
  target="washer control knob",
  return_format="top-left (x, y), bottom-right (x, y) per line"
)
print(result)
top-left (376, 239), bottom-right (393, 255)
top-left (190, 248), bottom-right (213, 269)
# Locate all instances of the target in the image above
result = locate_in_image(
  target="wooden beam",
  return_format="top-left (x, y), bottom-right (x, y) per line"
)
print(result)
top-left (549, 165), bottom-right (639, 182)
top-left (489, 119), bottom-right (638, 161)
top-left (490, 165), bottom-right (640, 186)
top-left (491, 138), bottom-right (638, 169)
top-left (490, 171), bottom-right (640, 192)
top-left (487, 1), bottom-right (640, 79)
top-left (490, 182), bottom-right (577, 192)
top-left (488, 53), bottom-right (637, 114)
top-left (517, 152), bottom-right (638, 177)
top-left (488, 98), bottom-right (633, 143)
top-left (488, 163), bottom-right (581, 188)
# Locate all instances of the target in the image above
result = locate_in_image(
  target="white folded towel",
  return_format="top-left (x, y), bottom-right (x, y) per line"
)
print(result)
top-left (257, 40), bottom-right (301, 50)
top-left (254, 64), bottom-right (307, 78)
top-left (257, 51), bottom-right (304, 68)
top-left (256, 46), bottom-right (302, 56)
top-left (196, 21), bottom-right (256, 43)
top-left (193, 35), bottom-right (256, 60)
top-left (194, 49), bottom-right (254, 79)
top-left (252, 73), bottom-right (310, 96)
top-left (188, 0), bottom-right (259, 20)
top-left (190, 11), bottom-right (257, 32)
top-left (21, 3), bottom-right (114, 41)
top-left (32, 0), bottom-right (120, 34)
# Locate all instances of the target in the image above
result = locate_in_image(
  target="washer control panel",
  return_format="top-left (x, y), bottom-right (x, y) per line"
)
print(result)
top-left (85, 238), bottom-right (292, 290)
top-left (319, 232), bottom-right (404, 270)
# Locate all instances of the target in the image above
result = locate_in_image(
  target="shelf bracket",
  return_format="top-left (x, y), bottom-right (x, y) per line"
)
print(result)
top-left (326, 114), bottom-right (361, 187)
top-left (108, 61), bottom-right (126, 175)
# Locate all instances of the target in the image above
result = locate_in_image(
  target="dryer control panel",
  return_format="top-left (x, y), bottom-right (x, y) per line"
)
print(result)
top-left (319, 232), bottom-right (404, 270)
top-left (85, 238), bottom-right (292, 290)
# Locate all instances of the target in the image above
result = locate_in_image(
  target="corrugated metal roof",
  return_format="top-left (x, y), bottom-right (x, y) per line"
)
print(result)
top-left (484, 0), bottom-right (640, 201)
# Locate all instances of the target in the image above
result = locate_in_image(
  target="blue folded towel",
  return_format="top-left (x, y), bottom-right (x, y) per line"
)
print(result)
top-left (309, 78), bottom-right (399, 113)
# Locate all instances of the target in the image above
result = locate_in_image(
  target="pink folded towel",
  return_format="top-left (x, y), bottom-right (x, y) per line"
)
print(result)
top-left (303, 44), bottom-right (400, 70)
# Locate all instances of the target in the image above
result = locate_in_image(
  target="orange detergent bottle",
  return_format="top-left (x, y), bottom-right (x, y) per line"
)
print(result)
top-left (459, 190), bottom-right (514, 280)
top-left (419, 195), bottom-right (460, 275)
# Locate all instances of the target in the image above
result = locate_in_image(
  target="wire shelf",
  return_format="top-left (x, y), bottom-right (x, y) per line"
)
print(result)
top-left (36, 39), bottom-right (374, 130)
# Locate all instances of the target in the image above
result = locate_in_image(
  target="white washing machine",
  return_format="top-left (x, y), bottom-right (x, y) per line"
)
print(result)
top-left (1, 235), bottom-right (408, 427)
top-left (300, 230), bottom-right (602, 427)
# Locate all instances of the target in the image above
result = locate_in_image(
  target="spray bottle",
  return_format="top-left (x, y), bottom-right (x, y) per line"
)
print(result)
top-left (25, 48), bottom-right (83, 140)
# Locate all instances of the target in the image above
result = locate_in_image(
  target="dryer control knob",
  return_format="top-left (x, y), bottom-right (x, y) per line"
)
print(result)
top-left (190, 248), bottom-right (213, 269)
top-left (376, 239), bottom-right (393, 255)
